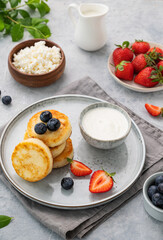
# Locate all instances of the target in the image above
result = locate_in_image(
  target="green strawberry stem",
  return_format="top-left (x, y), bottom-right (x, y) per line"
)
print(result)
top-left (116, 60), bottom-right (130, 71)
top-left (161, 108), bottom-right (163, 117)
top-left (115, 41), bottom-right (130, 49)
top-left (150, 66), bottom-right (163, 83)
top-left (103, 169), bottom-right (116, 182)
top-left (67, 158), bottom-right (73, 163)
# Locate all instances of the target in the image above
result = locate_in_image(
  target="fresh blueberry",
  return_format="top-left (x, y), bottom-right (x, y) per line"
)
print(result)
top-left (2, 96), bottom-right (12, 105)
top-left (147, 185), bottom-right (158, 199)
top-left (158, 183), bottom-right (163, 194)
top-left (47, 118), bottom-right (61, 131)
top-left (152, 193), bottom-right (163, 208)
top-left (155, 175), bottom-right (163, 186)
top-left (40, 111), bottom-right (52, 123)
top-left (61, 177), bottom-right (74, 190)
top-left (34, 123), bottom-right (47, 134)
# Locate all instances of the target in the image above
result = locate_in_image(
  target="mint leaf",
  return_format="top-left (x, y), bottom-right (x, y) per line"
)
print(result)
top-left (35, 23), bottom-right (51, 37)
top-left (18, 9), bottom-right (30, 18)
top-left (9, 0), bottom-right (19, 8)
top-left (18, 17), bottom-right (32, 26)
top-left (4, 23), bottom-right (11, 34)
top-left (9, 10), bottom-right (18, 19)
top-left (27, 23), bottom-right (51, 38)
top-left (0, 0), bottom-right (7, 8)
top-left (26, 0), bottom-right (40, 10)
top-left (0, 215), bottom-right (13, 229)
top-left (36, 0), bottom-right (50, 17)
top-left (11, 24), bottom-right (24, 41)
top-left (27, 27), bottom-right (45, 38)
top-left (0, 15), bottom-right (4, 32)
top-left (32, 17), bottom-right (48, 26)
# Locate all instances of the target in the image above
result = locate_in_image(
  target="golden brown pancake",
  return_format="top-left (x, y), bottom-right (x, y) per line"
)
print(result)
top-left (12, 138), bottom-right (53, 182)
top-left (24, 129), bottom-right (67, 159)
top-left (53, 138), bottom-right (73, 169)
top-left (27, 110), bottom-right (72, 147)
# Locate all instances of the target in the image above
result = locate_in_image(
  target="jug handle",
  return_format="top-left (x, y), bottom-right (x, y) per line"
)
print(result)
top-left (68, 3), bottom-right (79, 26)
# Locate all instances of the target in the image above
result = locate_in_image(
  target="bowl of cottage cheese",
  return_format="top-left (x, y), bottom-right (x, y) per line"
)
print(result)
top-left (8, 39), bottom-right (65, 87)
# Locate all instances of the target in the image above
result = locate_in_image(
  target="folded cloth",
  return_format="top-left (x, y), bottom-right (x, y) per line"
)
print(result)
top-left (0, 77), bottom-right (163, 240)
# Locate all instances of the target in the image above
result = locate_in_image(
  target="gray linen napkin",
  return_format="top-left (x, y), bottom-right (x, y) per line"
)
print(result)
top-left (0, 77), bottom-right (163, 239)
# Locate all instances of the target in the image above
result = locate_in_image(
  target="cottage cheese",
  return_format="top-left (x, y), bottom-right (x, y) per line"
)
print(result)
top-left (12, 41), bottom-right (62, 74)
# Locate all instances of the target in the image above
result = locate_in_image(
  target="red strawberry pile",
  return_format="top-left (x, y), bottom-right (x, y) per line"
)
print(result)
top-left (112, 40), bottom-right (163, 87)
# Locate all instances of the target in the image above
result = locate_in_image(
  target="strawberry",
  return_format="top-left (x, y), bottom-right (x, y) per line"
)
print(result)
top-left (89, 170), bottom-right (116, 193)
top-left (134, 66), bottom-right (163, 87)
top-left (113, 41), bottom-right (134, 66)
top-left (145, 104), bottom-right (163, 117)
top-left (147, 47), bottom-right (163, 62)
top-left (115, 61), bottom-right (134, 81)
top-left (67, 158), bottom-right (92, 176)
top-left (157, 60), bottom-right (163, 75)
top-left (132, 54), bottom-right (155, 73)
top-left (132, 40), bottom-right (150, 55)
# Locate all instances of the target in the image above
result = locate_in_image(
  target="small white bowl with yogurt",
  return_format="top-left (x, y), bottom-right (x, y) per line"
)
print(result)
top-left (79, 102), bottom-right (131, 149)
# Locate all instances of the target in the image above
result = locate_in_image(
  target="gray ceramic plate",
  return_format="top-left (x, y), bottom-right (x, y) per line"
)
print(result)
top-left (0, 95), bottom-right (146, 209)
top-left (108, 42), bottom-right (163, 92)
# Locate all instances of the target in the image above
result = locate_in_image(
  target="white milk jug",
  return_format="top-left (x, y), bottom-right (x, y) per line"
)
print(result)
top-left (68, 3), bottom-right (109, 51)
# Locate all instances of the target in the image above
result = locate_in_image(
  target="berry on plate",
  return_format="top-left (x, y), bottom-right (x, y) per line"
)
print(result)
top-left (61, 177), bottom-right (74, 190)
top-left (67, 158), bottom-right (92, 177)
top-left (115, 60), bottom-right (134, 81)
top-left (40, 111), bottom-right (52, 123)
top-left (34, 123), bottom-right (47, 134)
top-left (131, 40), bottom-right (150, 55)
top-left (132, 54), bottom-right (155, 73)
top-left (134, 66), bottom-right (163, 87)
top-left (113, 41), bottom-right (134, 66)
top-left (47, 118), bottom-right (61, 131)
top-left (89, 170), bottom-right (115, 193)
top-left (145, 103), bottom-right (163, 117)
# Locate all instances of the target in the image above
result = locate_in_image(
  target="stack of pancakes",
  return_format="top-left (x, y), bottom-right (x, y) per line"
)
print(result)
top-left (12, 110), bottom-right (73, 182)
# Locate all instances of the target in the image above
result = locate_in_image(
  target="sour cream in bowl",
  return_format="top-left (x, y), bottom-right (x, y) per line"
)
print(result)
top-left (79, 102), bottom-right (131, 149)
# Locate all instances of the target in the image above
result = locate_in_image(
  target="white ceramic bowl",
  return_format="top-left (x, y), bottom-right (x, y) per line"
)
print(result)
top-left (143, 172), bottom-right (163, 221)
top-left (79, 102), bottom-right (131, 149)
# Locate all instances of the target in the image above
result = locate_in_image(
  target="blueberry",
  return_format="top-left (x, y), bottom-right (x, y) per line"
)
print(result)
top-left (34, 123), bottom-right (47, 134)
top-left (40, 111), bottom-right (52, 123)
top-left (47, 118), bottom-right (61, 131)
top-left (152, 193), bottom-right (163, 208)
top-left (2, 96), bottom-right (12, 105)
top-left (61, 177), bottom-right (74, 190)
top-left (147, 185), bottom-right (158, 199)
top-left (158, 183), bottom-right (163, 194)
top-left (155, 175), bottom-right (163, 186)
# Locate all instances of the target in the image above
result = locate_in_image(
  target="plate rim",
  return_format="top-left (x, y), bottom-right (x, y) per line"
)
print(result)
top-left (0, 94), bottom-right (146, 210)
top-left (108, 41), bottom-right (163, 93)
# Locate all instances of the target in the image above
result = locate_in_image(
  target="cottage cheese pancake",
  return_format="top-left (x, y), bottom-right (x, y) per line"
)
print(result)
top-left (24, 129), bottom-right (66, 158)
top-left (12, 138), bottom-right (53, 182)
top-left (53, 138), bottom-right (73, 169)
top-left (27, 110), bottom-right (72, 147)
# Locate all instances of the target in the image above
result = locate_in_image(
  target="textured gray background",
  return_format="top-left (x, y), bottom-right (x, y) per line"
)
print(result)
top-left (0, 0), bottom-right (163, 239)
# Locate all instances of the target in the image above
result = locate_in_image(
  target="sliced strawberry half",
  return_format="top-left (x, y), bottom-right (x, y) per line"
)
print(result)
top-left (89, 170), bottom-right (116, 193)
top-left (67, 158), bottom-right (92, 176)
top-left (145, 103), bottom-right (163, 116)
